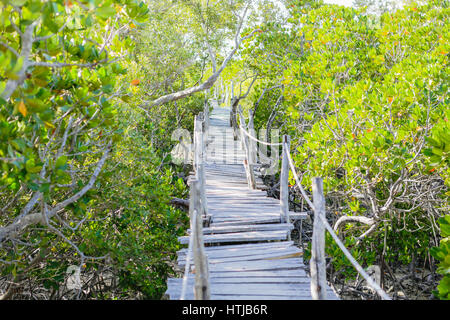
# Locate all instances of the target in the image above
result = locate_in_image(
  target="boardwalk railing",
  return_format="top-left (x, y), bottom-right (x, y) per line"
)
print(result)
top-left (236, 112), bottom-right (391, 300)
top-left (180, 103), bottom-right (211, 300)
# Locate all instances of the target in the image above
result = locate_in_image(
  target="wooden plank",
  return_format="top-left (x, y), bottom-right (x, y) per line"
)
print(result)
top-left (178, 244), bottom-right (300, 259)
top-left (207, 206), bottom-right (282, 211)
top-left (280, 135), bottom-right (290, 224)
top-left (193, 270), bottom-right (304, 278)
top-left (178, 230), bottom-right (289, 245)
top-left (311, 177), bottom-right (327, 300)
top-left (205, 189), bottom-right (266, 195)
top-left (205, 186), bottom-right (265, 192)
top-left (187, 223), bottom-right (293, 235)
top-left (166, 282), bottom-right (315, 297)
top-left (205, 183), bottom-right (267, 188)
top-left (167, 293), bottom-right (322, 300)
top-left (205, 258), bottom-right (304, 272)
top-left (209, 211), bottom-right (306, 220)
top-left (166, 287), bottom-right (339, 300)
top-left (209, 213), bottom-right (281, 219)
top-left (207, 201), bottom-right (281, 206)
top-left (290, 212), bottom-right (309, 220)
top-left (166, 280), bottom-right (339, 300)
top-left (208, 209), bottom-right (283, 215)
top-left (178, 249), bottom-right (303, 266)
top-left (169, 277), bottom-right (310, 284)
top-left (209, 218), bottom-right (282, 225)
top-left (207, 206), bottom-right (282, 212)
top-left (206, 199), bottom-right (273, 203)
top-left (210, 217), bottom-right (282, 226)
top-left (205, 187), bottom-right (264, 192)
top-left (206, 195), bottom-right (272, 199)
top-left (206, 200), bottom-right (279, 205)
top-left (204, 176), bottom-right (261, 181)
top-left (178, 241), bottom-right (295, 254)
top-left (178, 248), bottom-right (302, 266)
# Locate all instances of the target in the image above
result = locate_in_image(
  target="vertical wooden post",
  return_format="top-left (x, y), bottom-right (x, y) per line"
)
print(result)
top-left (194, 115), bottom-right (208, 220)
top-left (231, 80), bottom-right (234, 99)
top-left (237, 106), bottom-right (245, 149)
top-left (237, 111), bottom-right (256, 190)
top-left (248, 109), bottom-right (256, 165)
top-left (247, 110), bottom-right (256, 190)
top-left (204, 100), bottom-right (209, 137)
top-left (193, 116), bottom-right (201, 170)
top-left (310, 177), bottom-right (327, 300)
top-left (198, 112), bottom-right (206, 157)
top-left (190, 179), bottom-right (210, 300)
top-left (280, 135), bottom-right (291, 227)
top-left (193, 117), bottom-right (199, 169)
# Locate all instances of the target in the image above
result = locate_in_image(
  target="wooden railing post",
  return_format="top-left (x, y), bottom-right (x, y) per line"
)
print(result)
top-left (280, 135), bottom-right (291, 227)
top-left (189, 179), bottom-right (210, 300)
top-left (237, 106), bottom-right (245, 150)
top-left (248, 109), bottom-right (256, 166)
top-left (310, 177), bottom-right (327, 300)
top-left (237, 108), bottom-right (256, 190)
top-left (193, 116), bottom-right (201, 169)
top-left (203, 100), bottom-right (209, 138)
top-left (194, 115), bottom-right (208, 221)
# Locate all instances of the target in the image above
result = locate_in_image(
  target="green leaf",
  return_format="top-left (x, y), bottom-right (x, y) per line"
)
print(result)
top-left (96, 6), bottom-right (116, 20)
top-left (55, 155), bottom-right (68, 169)
top-left (10, 0), bottom-right (27, 6)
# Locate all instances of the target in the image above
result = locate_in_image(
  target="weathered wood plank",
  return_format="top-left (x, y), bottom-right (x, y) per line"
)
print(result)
top-left (178, 249), bottom-right (303, 266)
top-left (169, 277), bottom-right (310, 284)
top-left (178, 243), bottom-right (300, 258)
top-left (206, 195), bottom-right (275, 200)
top-left (207, 202), bottom-right (281, 207)
top-left (210, 217), bottom-right (282, 225)
top-left (192, 270), bottom-right (304, 278)
top-left (178, 230), bottom-right (289, 245)
top-left (166, 288), bottom-right (339, 300)
top-left (178, 247), bottom-right (302, 264)
top-left (208, 212), bottom-right (307, 222)
top-left (206, 201), bottom-right (280, 206)
top-left (168, 293), bottom-right (325, 300)
top-left (178, 240), bottom-right (295, 254)
top-left (208, 210), bottom-right (284, 216)
top-left (209, 214), bottom-right (281, 220)
top-left (187, 223), bottom-right (293, 235)
top-left (205, 258), bottom-right (304, 272)
top-left (166, 282), bottom-right (334, 299)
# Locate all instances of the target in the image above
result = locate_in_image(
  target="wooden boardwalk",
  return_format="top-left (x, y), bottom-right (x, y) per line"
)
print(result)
top-left (165, 103), bottom-right (339, 300)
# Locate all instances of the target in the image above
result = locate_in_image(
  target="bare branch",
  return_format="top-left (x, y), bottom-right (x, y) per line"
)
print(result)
top-left (0, 142), bottom-right (112, 243)
top-left (33, 22), bottom-right (67, 43)
top-left (145, 3), bottom-right (257, 107)
top-left (0, 40), bottom-right (19, 57)
top-left (333, 215), bottom-right (375, 232)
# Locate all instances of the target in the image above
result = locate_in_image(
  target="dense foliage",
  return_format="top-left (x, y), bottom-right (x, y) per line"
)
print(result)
top-left (0, 0), bottom-right (246, 299)
top-left (0, 0), bottom-right (448, 300)
top-left (232, 0), bottom-right (449, 299)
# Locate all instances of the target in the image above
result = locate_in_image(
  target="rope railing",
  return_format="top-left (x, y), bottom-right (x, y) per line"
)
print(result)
top-left (179, 108), bottom-right (211, 300)
top-left (237, 109), bottom-right (257, 189)
top-left (236, 114), bottom-right (391, 300)
top-left (180, 208), bottom-right (196, 300)
top-left (283, 141), bottom-right (391, 300)
top-left (316, 213), bottom-right (391, 300)
top-left (239, 122), bottom-right (283, 146)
